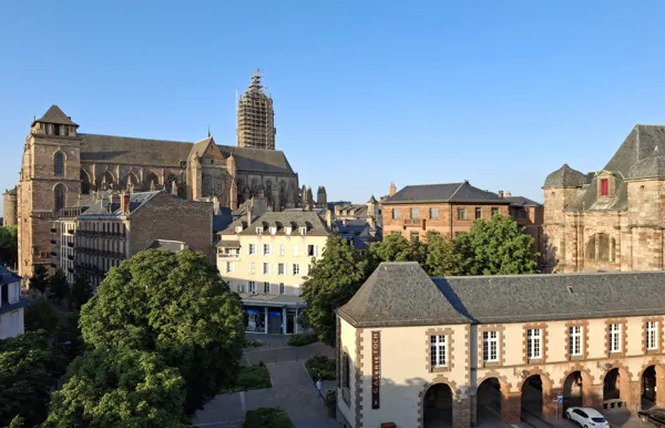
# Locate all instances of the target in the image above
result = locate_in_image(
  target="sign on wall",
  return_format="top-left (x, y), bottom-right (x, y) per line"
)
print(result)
top-left (371, 330), bottom-right (381, 409)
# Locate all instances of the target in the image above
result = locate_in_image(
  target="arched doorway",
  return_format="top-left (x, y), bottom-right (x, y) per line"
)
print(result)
top-left (423, 383), bottom-right (453, 428)
top-left (476, 378), bottom-right (501, 425)
top-left (521, 375), bottom-right (543, 419)
top-left (603, 368), bottom-right (630, 410)
top-left (562, 371), bottom-right (584, 412)
top-left (642, 366), bottom-right (656, 409)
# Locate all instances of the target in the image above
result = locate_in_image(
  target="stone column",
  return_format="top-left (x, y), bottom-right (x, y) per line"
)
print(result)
top-left (452, 397), bottom-right (470, 428)
top-left (585, 383), bottom-right (603, 409)
top-left (543, 385), bottom-right (556, 420)
top-left (501, 391), bottom-right (521, 426)
top-left (656, 366), bottom-right (665, 408)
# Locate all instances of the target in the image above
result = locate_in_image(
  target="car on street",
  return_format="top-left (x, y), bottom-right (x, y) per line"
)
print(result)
top-left (565, 406), bottom-right (609, 427)
top-left (638, 407), bottom-right (665, 426)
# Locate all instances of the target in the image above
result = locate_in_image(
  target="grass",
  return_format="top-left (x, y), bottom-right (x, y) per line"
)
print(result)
top-left (305, 355), bottom-right (336, 381)
top-left (221, 363), bottom-right (271, 393)
top-left (286, 332), bottom-right (318, 347)
top-left (244, 407), bottom-right (294, 428)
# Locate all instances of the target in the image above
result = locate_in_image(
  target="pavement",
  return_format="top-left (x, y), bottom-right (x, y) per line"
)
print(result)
top-left (192, 334), bottom-right (339, 428)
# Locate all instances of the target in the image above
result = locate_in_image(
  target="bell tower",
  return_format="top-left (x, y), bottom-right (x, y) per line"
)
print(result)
top-left (18, 105), bottom-right (81, 278)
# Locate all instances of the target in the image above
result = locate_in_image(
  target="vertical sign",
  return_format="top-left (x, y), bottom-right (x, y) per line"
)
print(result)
top-left (371, 330), bottom-right (381, 409)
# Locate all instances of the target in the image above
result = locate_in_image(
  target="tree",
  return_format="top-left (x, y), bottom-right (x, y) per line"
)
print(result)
top-left (47, 269), bottom-right (69, 303)
top-left (0, 226), bottom-right (17, 269)
top-left (424, 232), bottom-right (464, 277)
top-left (69, 273), bottom-right (92, 310)
top-left (0, 330), bottom-right (66, 427)
top-left (44, 349), bottom-right (187, 428)
top-left (79, 249), bottom-right (245, 412)
top-left (455, 215), bottom-right (538, 275)
top-left (301, 235), bottom-right (370, 346)
top-left (24, 297), bottom-right (59, 333)
top-left (368, 233), bottom-right (417, 263)
top-left (29, 265), bottom-right (48, 294)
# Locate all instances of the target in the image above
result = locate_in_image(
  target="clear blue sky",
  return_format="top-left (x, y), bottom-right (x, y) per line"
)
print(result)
top-left (2, 1), bottom-right (665, 210)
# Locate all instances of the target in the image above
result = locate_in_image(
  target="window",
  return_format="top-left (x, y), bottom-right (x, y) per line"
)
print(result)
top-left (293, 284), bottom-right (300, 295)
top-left (235, 225), bottom-right (243, 233)
top-left (569, 326), bottom-right (582, 356)
top-left (299, 227), bottom-right (307, 235)
top-left (285, 227), bottom-right (292, 235)
top-left (248, 281), bottom-right (256, 293)
top-left (293, 245), bottom-right (300, 256)
top-left (54, 184), bottom-right (66, 212)
top-left (410, 231), bottom-right (419, 244)
top-left (278, 263), bottom-right (285, 275)
top-left (237, 283), bottom-right (244, 293)
top-left (609, 323), bottom-right (621, 353)
top-left (457, 208), bottom-right (466, 220)
top-left (341, 352), bottom-right (350, 390)
top-left (647, 321), bottom-right (658, 350)
top-left (270, 227), bottom-right (277, 235)
top-left (411, 207), bottom-right (420, 220)
top-left (527, 328), bottom-right (542, 359)
top-left (307, 264), bottom-right (312, 275)
top-left (430, 335), bottom-right (447, 368)
top-left (391, 208), bottom-right (400, 219)
top-left (600, 178), bottom-right (609, 196)
top-left (262, 262), bottom-right (270, 275)
top-left (8, 283), bottom-right (19, 304)
top-left (475, 207), bottom-right (482, 220)
top-left (278, 244), bottom-right (285, 256)
top-left (248, 244), bottom-right (256, 255)
top-left (54, 152), bottom-right (64, 176)
top-left (307, 245), bottom-right (317, 257)
top-left (225, 262), bottom-right (234, 274)
top-left (263, 282), bottom-right (271, 293)
top-left (249, 262), bottom-right (255, 275)
top-left (482, 331), bottom-right (499, 362)
top-left (279, 283), bottom-right (285, 295)
top-left (491, 207), bottom-right (499, 217)
top-left (263, 244), bottom-right (271, 255)
top-left (430, 207), bottom-right (439, 219)
top-left (292, 264), bottom-right (301, 276)
top-left (256, 227), bottom-right (263, 235)
top-left (10, 311), bottom-right (18, 331)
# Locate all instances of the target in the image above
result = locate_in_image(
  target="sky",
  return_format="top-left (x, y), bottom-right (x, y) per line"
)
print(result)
top-left (2, 1), bottom-right (665, 211)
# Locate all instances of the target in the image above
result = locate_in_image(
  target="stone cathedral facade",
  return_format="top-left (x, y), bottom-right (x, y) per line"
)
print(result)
top-left (15, 74), bottom-right (301, 278)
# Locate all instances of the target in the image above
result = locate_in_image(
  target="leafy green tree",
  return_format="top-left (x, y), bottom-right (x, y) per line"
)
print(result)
top-left (24, 297), bottom-right (59, 333)
top-left (301, 235), bottom-right (370, 346)
top-left (455, 215), bottom-right (538, 275)
top-left (368, 233), bottom-right (416, 263)
top-left (424, 232), bottom-right (464, 276)
top-left (0, 330), bottom-right (66, 427)
top-left (79, 249), bottom-right (245, 412)
top-left (47, 269), bottom-right (69, 303)
top-left (69, 273), bottom-right (92, 310)
top-left (3, 415), bottom-right (24, 428)
top-left (44, 349), bottom-right (187, 428)
top-left (29, 265), bottom-right (49, 294)
top-left (0, 226), bottom-right (17, 268)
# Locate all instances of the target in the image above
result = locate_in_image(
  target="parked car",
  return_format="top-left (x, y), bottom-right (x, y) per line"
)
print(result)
top-left (639, 407), bottom-right (665, 426)
top-left (565, 407), bottom-right (609, 427)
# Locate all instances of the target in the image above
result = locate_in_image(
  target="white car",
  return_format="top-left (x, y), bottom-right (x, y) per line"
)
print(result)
top-left (565, 407), bottom-right (609, 427)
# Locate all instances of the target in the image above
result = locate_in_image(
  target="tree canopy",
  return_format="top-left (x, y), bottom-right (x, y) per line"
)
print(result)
top-left (29, 265), bottom-right (49, 294)
top-left (79, 249), bottom-right (245, 411)
top-left (0, 226), bottom-right (17, 269)
top-left (47, 269), bottom-right (69, 303)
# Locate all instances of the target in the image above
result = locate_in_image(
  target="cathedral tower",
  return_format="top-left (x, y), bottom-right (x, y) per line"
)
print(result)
top-left (237, 70), bottom-right (276, 150)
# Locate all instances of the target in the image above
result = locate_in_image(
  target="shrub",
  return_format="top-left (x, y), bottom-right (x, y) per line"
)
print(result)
top-left (244, 338), bottom-right (263, 349)
top-left (305, 355), bottom-right (336, 381)
top-left (222, 363), bottom-right (271, 393)
top-left (244, 407), bottom-right (294, 428)
top-left (286, 333), bottom-right (318, 347)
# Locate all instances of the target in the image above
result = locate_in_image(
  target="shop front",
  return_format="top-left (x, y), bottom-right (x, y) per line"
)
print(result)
top-left (241, 294), bottom-right (306, 335)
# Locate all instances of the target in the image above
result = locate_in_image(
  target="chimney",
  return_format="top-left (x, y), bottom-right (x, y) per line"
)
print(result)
top-left (121, 192), bottom-right (130, 214)
top-left (325, 209), bottom-right (333, 230)
top-left (246, 203), bottom-right (253, 226)
top-left (506, 191), bottom-right (512, 197)
top-left (498, 190), bottom-right (504, 199)
top-left (389, 182), bottom-right (396, 197)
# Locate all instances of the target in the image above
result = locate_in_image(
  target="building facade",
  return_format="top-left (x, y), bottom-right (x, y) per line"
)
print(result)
top-left (337, 262), bottom-right (665, 428)
top-left (381, 182), bottom-right (542, 245)
top-left (217, 211), bottom-right (330, 335)
top-left (0, 266), bottom-right (26, 339)
top-left (16, 73), bottom-right (301, 279)
top-left (3, 187), bottom-right (17, 227)
top-left (543, 125), bottom-right (665, 273)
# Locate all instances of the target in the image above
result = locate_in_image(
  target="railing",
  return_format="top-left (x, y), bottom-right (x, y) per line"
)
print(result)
top-left (218, 253), bottom-right (240, 259)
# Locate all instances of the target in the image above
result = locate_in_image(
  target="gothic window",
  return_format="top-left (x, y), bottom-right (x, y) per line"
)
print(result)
top-left (585, 233), bottom-right (616, 262)
top-left (80, 170), bottom-right (91, 194)
top-left (54, 184), bottom-right (65, 212)
top-left (54, 152), bottom-right (65, 176)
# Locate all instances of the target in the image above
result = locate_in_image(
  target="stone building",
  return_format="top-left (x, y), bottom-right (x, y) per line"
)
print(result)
top-left (237, 70), bottom-right (276, 150)
top-left (543, 124), bottom-right (665, 273)
top-left (337, 262), bottom-right (665, 427)
top-left (381, 182), bottom-right (542, 246)
top-left (3, 187), bottom-right (17, 227)
top-left (16, 73), bottom-right (301, 278)
top-left (52, 190), bottom-right (212, 287)
top-left (217, 210), bottom-right (330, 335)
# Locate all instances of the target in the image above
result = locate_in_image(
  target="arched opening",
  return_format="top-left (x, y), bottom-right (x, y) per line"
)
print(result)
top-left (423, 383), bottom-right (453, 428)
top-left (80, 170), bottom-right (91, 194)
top-left (476, 378), bottom-right (501, 425)
top-left (585, 233), bottom-right (616, 263)
top-left (642, 366), bottom-right (657, 409)
top-left (521, 375), bottom-right (543, 419)
top-left (145, 172), bottom-right (160, 191)
top-left (100, 172), bottom-right (114, 190)
top-left (603, 368), bottom-right (626, 409)
top-left (54, 151), bottom-right (65, 176)
top-left (562, 371), bottom-right (583, 412)
top-left (54, 184), bottom-right (66, 213)
top-left (123, 173), bottom-right (139, 192)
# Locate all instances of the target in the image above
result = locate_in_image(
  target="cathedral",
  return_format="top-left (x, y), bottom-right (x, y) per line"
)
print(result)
top-left (14, 72), bottom-right (301, 278)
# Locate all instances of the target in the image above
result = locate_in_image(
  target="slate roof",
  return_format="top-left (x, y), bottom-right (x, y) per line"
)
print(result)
top-left (0, 266), bottom-right (20, 285)
top-left (221, 211), bottom-right (330, 237)
top-left (78, 191), bottom-right (162, 217)
top-left (627, 147), bottom-right (665, 179)
top-left (217, 240), bottom-right (240, 248)
top-left (604, 125), bottom-right (665, 176)
top-left (543, 163), bottom-right (588, 188)
top-left (339, 262), bottom-right (665, 327)
top-left (34, 105), bottom-right (78, 126)
top-left (338, 262), bottom-right (471, 327)
top-left (213, 207), bottom-right (233, 233)
top-left (383, 182), bottom-right (509, 204)
top-left (3, 187), bottom-right (17, 195)
top-left (505, 196), bottom-right (542, 207)
top-left (146, 239), bottom-right (187, 253)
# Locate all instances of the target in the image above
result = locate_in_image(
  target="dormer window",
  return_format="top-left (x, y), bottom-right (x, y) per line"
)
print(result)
top-left (299, 227), bottom-right (307, 235)
top-left (285, 227), bottom-right (292, 235)
top-left (600, 178), bottom-right (609, 196)
top-left (235, 225), bottom-right (243, 233)
top-left (256, 227), bottom-right (263, 235)
top-left (270, 227), bottom-right (277, 235)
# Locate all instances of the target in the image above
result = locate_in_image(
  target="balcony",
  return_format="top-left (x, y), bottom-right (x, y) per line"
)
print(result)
top-left (67, 229), bottom-right (74, 234)
top-left (403, 219), bottom-right (425, 229)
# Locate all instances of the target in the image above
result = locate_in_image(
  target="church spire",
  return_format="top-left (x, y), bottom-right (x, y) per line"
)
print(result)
top-left (237, 70), bottom-right (276, 150)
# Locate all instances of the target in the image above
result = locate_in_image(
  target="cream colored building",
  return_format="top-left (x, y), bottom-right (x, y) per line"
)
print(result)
top-left (0, 266), bottom-right (26, 340)
top-left (337, 262), bottom-right (665, 428)
top-left (217, 210), bottom-right (330, 335)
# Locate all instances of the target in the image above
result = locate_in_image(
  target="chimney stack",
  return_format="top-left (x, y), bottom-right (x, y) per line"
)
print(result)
top-left (498, 190), bottom-right (504, 199)
top-left (121, 192), bottom-right (130, 214)
top-left (325, 209), bottom-right (333, 230)
top-left (246, 201), bottom-right (253, 226)
top-left (506, 191), bottom-right (512, 197)
top-left (389, 182), bottom-right (396, 197)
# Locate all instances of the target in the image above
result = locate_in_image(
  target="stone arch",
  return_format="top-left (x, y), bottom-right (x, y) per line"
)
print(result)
top-left (419, 376), bottom-right (458, 428)
top-left (80, 169), bottom-right (92, 195)
top-left (519, 368), bottom-right (555, 419)
top-left (639, 360), bottom-right (664, 408)
top-left (144, 171), bottom-right (160, 191)
top-left (53, 150), bottom-right (66, 177)
top-left (602, 363), bottom-right (632, 408)
top-left (585, 233), bottom-right (616, 262)
top-left (559, 365), bottom-right (594, 414)
top-left (99, 170), bottom-right (115, 190)
top-left (122, 172), bottom-right (140, 191)
top-left (476, 374), bottom-right (511, 427)
top-left (53, 183), bottom-right (67, 213)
